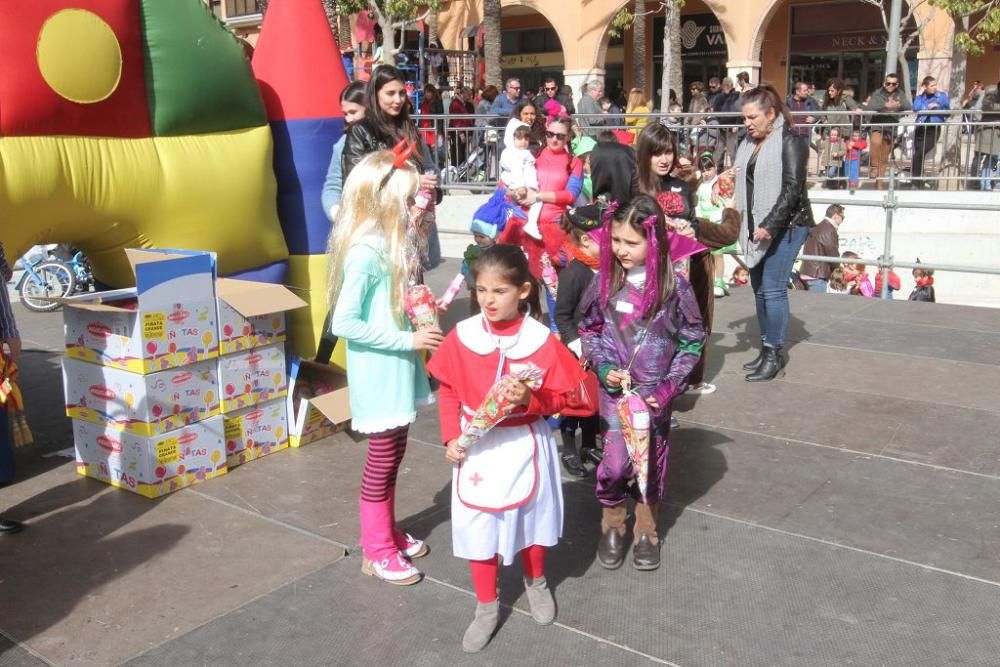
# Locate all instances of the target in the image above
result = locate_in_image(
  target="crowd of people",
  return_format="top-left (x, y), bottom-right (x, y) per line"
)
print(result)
top-left (411, 71), bottom-right (1000, 193)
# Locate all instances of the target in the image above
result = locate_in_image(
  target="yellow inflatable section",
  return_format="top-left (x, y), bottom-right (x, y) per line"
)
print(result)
top-left (0, 128), bottom-right (288, 287)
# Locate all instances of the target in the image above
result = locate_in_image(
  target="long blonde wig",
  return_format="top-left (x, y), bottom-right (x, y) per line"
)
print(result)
top-left (327, 150), bottom-right (419, 328)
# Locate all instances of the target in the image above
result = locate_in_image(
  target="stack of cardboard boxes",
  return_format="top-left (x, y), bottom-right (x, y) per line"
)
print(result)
top-left (215, 278), bottom-right (305, 468)
top-left (59, 250), bottom-right (306, 497)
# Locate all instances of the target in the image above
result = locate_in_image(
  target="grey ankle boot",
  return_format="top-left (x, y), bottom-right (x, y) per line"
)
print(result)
top-left (523, 576), bottom-right (556, 625)
top-left (462, 600), bottom-right (499, 653)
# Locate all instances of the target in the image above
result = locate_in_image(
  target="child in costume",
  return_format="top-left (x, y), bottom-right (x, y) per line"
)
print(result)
top-left (438, 190), bottom-right (509, 314)
top-left (327, 146), bottom-right (444, 585)
top-left (500, 124), bottom-right (544, 240)
top-left (553, 204), bottom-right (604, 476)
top-left (427, 244), bottom-right (586, 653)
top-left (844, 129), bottom-right (868, 192)
top-left (824, 127), bottom-right (846, 189)
top-left (579, 194), bottom-right (705, 572)
top-left (909, 264), bottom-right (936, 302)
top-left (842, 251), bottom-right (874, 297)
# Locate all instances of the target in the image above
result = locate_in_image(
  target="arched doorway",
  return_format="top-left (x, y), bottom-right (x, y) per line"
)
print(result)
top-left (498, 5), bottom-right (567, 95)
top-left (753, 0), bottom-right (919, 100)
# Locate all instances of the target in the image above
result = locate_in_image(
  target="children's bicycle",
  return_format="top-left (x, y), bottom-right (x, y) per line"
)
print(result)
top-left (13, 247), bottom-right (92, 312)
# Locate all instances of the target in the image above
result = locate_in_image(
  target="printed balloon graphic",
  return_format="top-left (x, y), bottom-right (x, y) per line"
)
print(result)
top-left (210, 450), bottom-right (221, 465)
top-left (146, 341), bottom-right (157, 355)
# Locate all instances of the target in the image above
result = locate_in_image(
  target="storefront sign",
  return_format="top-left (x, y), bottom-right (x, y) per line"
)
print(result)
top-left (790, 29), bottom-right (915, 54)
top-left (654, 13), bottom-right (727, 58)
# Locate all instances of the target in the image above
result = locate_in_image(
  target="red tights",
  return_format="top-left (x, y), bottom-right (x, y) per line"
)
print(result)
top-left (468, 545), bottom-right (546, 603)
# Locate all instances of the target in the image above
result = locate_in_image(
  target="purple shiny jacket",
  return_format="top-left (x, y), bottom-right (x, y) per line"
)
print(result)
top-left (579, 274), bottom-right (705, 420)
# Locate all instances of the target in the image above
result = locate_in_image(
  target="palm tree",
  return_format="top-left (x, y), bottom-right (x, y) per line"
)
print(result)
top-left (632, 0), bottom-right (646, 92)
top-left (659, 0), bottom-right (682, 112)
top-left (483, 0), bottom-right (502, 88)
top-left (428, 7), bottom-right (439, 45)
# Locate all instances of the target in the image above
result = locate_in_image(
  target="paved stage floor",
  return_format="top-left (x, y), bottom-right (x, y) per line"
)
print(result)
top-left (2, 260), bottom-right (999, 666)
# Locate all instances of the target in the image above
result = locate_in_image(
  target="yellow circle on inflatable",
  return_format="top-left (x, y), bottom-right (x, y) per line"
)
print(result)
top-left (37, 9), bottom-right (122, 104)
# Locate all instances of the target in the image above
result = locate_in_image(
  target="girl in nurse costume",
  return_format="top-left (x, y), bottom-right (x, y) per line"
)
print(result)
top-left (327, 149), bottom-right (444, 586)
top-left (427, 244), bottom-right (586, 653)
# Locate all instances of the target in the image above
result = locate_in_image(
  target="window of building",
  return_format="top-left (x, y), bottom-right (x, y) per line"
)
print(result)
top-left (501, 28), bottom-right (561, 55)
top-left (225, 0), bottom-right (261, 18)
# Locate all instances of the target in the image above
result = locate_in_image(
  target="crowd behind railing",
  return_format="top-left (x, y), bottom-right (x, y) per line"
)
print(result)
top-left (413, 81), bottom-right (1000, 193)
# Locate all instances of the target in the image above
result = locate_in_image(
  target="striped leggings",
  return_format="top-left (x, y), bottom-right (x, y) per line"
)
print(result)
top-left (361, 425), bottom-right (409, 503)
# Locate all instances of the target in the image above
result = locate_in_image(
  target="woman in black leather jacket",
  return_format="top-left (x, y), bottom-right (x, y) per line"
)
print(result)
top-left (342, 65), bottom-right (442, 267)
top-left (733, 84), bottom-right (814, 382)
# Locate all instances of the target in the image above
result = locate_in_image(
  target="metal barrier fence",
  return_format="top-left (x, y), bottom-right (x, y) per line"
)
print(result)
top-left (417, 109), bottom-right (1000, 194)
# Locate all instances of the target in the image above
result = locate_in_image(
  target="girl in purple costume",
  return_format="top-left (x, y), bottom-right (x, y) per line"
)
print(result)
top-left (579, 194), bottom-right (705, 571)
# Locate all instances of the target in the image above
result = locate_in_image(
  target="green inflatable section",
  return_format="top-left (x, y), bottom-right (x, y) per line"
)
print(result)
top-left (140, 0), bottom-right (266, 136)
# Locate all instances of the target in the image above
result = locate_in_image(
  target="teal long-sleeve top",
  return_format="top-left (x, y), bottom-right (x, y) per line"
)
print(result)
top-left (328, 237), bottom-right (432, 433)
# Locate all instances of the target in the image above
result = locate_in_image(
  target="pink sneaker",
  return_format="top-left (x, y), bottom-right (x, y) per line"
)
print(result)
top-left (394, 530), bottom-right (429, 559)
top-left (361, 552), bottom-right (422, 586)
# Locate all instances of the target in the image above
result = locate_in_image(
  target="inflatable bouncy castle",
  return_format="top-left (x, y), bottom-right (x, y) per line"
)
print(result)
top-left (0, 0), bottom-right (348, 356)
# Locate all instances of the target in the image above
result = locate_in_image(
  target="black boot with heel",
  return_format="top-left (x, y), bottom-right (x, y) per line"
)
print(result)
top-left (745, 346), bottom-right (785, 382)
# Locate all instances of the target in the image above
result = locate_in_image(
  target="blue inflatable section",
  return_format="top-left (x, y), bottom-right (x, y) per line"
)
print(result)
top-left (270, 117), bottom-right (345, 255)
top-left (225, 259), bottom-right (290, 284)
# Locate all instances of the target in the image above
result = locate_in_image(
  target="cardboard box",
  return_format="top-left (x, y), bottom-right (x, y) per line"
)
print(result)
top-left (72, 416), bottom-right (227, 498)
top-left (224, 399), bottom-right (289, 468)
top-left (61, 250), bottom-right (219, 373)
top-left (286, 358), bottom-right (351, 448)
top-left (218, 343), bottom-right (287, 413)
top-left (63, 357), bottom-right (219, 436)
top-left (216, 278), bottom-right (307, 355)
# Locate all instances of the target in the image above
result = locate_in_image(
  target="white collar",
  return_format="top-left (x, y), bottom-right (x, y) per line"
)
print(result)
top-left (456, 315), bottom-right (550, 359)
top-left (626, 266), bottom-right (647, 287)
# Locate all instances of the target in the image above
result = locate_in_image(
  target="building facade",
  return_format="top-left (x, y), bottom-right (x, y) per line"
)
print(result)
top-left (432, 0), bottom-right (1000, 104)
top-left (212, 0), bottom-right (1000, 105)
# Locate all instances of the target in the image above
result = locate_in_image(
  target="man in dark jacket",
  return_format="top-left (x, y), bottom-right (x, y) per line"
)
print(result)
top-left (711, 78), bottom-right (742, 168)
top-left (864, 73), bottom-right (912, 188)
top-left (786, 81), bottom-right (819, 139)
top-left (799, 204), bottom-right (845, 292)
top-left (0, 242), bottom-right (24, 535)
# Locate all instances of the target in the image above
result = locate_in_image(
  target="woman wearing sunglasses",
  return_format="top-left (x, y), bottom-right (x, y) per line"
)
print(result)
top-left (498, 116), bottom-right (584, 329)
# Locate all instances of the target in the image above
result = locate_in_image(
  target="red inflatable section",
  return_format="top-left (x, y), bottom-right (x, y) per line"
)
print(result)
top-left (252, 0), bottom-right (348, 121)
top-left (0, 0), bottom-right (151, 138)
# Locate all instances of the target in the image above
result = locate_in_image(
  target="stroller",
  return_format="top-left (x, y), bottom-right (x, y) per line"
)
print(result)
top-left (442, 126), bottom-right (499, 185)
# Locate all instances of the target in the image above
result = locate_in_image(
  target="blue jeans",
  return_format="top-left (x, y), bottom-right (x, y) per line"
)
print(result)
top-left (750, 224), bottom-right (809, 348)
top-left (845, 158), bottom-right (860, 187)
top-left (805, 278), bottom-right (828, 293)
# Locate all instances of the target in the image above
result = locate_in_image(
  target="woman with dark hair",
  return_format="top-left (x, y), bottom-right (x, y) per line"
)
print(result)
top-left (322, 81), bottom-right (367, 221)
top-left (498, 116), bottom-right (584, 328)
top-left (508, 100), bottom-right (546, 150)
top-left (733, 83), bottom-right (814, 381)
top-left (912, 75), bottom-right (950, 189)
top-left (818, 77), bottom-right (859, 182)
top-left (343, 65), bottom-right (442, 267)
top-left (635, 123), bottom-right (732, 396)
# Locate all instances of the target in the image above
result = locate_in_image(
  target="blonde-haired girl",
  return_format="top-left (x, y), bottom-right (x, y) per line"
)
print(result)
top-left (328, 149), bottom-right (444, 585)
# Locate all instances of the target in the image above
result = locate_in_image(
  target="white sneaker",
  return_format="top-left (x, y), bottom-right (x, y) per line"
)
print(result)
top-left (713, 286), bottom-right (725, 297)
top-left (686, 382), bottom-right (717, 395)
top-left (396, 531), bottom-right (429, 559)
top-left (361, 553), bottom-right (422, 585)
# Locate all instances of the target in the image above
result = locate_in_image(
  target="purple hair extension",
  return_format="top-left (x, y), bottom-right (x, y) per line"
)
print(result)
top-left (624, 214), bottom-right (661, 326)
top-left (598, 200), bottom-right (620, 308)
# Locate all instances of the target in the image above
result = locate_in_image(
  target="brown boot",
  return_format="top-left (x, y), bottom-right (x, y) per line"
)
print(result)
top-left (633, 503), bottom-right (660, 571)
top-left (597, 504), bottom-right (627, 569)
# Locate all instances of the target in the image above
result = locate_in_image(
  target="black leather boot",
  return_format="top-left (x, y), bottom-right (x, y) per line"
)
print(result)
top-left (745, 346), bottom-right (785, 382)
top-left (742, 347), bottom-right (766, 371)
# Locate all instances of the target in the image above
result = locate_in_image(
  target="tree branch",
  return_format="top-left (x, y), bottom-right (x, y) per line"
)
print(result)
top-left (392, 6), bottom-right (431, 29)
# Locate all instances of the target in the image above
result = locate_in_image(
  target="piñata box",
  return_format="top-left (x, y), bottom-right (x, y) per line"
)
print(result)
top-left (63, 357), bottom-right (219, 436)
top-left (218, 343), bottom-right (287, 414)
top-left (223, 399), bottom-right (289, 468)
top-left (72, 416), bottom-right (227, 498)
top-left (287, 358), bottom-right (351, 448)
top-left (60, 249), bottom-right (219, 373)
top-left (216, 278), bottom-right (307, 355)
